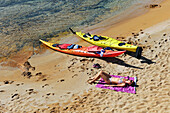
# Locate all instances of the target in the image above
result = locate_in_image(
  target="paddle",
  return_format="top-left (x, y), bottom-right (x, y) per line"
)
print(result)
top-left (69, 28), bottom-right (76, 34)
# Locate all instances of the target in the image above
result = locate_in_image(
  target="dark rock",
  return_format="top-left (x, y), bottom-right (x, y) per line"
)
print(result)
top-left (149, 4), bottom-right (160, 8)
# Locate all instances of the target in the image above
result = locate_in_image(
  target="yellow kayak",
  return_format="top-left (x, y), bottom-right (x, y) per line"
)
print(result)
top-left (69, 28), bottom-right (142, 58)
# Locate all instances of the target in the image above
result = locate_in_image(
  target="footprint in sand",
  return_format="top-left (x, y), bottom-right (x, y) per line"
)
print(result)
top-left (67, 92), bottom-right (71, 94)
top-left (72, 74), bottom-right (78, 78)
top-left (3, 80), bottom-right (14, 84)
top-left (22, 71), bottom-right (32, 78)
top-left (60, 79), bottom-right (65, 82)
top-left (163, 33), bottom-right (166, 36)
top-left (151, 50), bottom-right (154, 52)
top-left (46, 93), bottom-right (51, 96)
top-left (23, 61), bottom-right (35, 71)
top-left (42, 78), bottom-right (47, 81)
top-left (46, 93), bottom-right (54, 96)
top-left (140, 31), bottom-right (144, 34)
top-left (42, 84), bottom-right (49, 88)
top-left (0, 90), bottom-right (5, 92)
top-left (26, 89), bottom-right (37, 95)
top-left (16, 84), bottom-right (20, 86)
top-left (35, 72), bottom-right (42, 76)
top-left (11, 93), bottom-right (20, 100)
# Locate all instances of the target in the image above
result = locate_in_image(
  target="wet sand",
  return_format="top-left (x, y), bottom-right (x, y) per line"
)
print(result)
top-left (0, 0), bottom-right (170, 112)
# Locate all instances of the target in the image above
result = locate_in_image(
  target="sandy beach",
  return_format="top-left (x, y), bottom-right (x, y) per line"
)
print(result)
top-left (0, 0), bottom-right (170, 113)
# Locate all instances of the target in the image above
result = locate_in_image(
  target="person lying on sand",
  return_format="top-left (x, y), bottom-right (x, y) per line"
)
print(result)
top-left (88, 70), bottom-right (134, 87)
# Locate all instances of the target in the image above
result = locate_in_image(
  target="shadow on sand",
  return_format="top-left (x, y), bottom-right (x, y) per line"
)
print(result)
top-left (98, 57), bottom-right (143, 69)
top-left (140, 56), bottom-right (156, 64)
top-left (125, 51), bottom-right (156, 64)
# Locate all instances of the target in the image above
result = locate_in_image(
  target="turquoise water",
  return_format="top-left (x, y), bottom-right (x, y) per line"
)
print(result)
top-left (0, 0), bottom-right (163, 57)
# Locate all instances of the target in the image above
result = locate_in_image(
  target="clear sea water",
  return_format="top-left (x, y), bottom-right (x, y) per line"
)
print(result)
top-left (0, 0), bottom-right (163, 57)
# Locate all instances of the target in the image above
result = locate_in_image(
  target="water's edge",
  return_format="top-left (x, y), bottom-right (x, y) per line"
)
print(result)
top-left (0, 0), bottom-right (163, 66)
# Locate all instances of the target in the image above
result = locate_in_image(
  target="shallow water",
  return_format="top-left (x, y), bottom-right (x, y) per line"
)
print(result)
top-left (0, 0), bottom-right (163, 57)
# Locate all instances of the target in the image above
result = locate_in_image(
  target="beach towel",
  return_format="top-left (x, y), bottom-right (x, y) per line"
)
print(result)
top-left (95, 75), bottom-right (137, 94)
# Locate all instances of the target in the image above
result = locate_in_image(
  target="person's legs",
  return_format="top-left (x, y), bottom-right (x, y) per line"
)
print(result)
top-left (88, 71), bottom-right (102, 83)
top-left (88, 71), bottom-right (111, 84)
top-left (99, 71), bottom-right (111, 84)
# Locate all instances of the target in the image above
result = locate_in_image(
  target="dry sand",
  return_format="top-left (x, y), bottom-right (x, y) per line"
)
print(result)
top-left (0, 0), bottom-right (170, 113)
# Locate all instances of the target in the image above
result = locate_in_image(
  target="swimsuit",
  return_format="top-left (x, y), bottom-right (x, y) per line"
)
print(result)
top-left (118, 77), bottom-right (124, 83)
top-left (109, 77), bottom-right (124, 84)
top-left (109, 77), bottom-right (112, 82)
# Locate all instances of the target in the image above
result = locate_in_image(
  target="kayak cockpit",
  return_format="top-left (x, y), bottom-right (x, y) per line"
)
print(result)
top-left (52, 44), bottom-right (82, 49)
top-left (83, 33), bottom-right (107, 41)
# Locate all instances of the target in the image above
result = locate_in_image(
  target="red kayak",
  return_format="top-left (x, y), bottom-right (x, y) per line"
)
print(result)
top-left (40, 39), bottom-right (125, 57)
